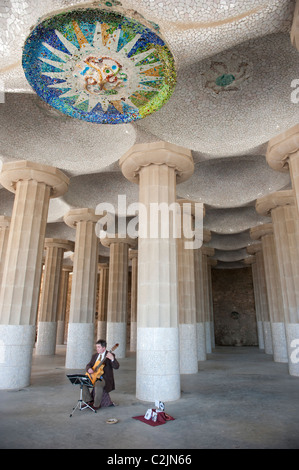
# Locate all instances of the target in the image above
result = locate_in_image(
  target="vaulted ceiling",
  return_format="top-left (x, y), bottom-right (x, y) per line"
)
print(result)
top-left (1, 0), bottom-right (298, 268)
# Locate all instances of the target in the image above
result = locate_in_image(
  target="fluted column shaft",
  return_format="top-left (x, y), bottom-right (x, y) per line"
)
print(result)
top-left (0, 216), bottom-right (11, 287)
top-left (272, 205), bottom-right (299, 375)
top-left (202, 247), bottom-right (215, 354)
top-left (208, 259), bottom-right (216, 349)
top-left (251, 224), bottom-right (287, 362)
top-left (256, 190), bottom-right (299, 375)
top-left (0, 161), bottom-right (69, 389)
top-left (250, 259), bottom-right (265, 349)
top-left (129, 249), bottom-right (138, 352)
top-left (194, 247), bottom-right (206, 361)
top-left (101, 236), bottom-right (136, 358)
top-left (36, 239), bottom-right (74, 355)
top-left (120, 141), bottom-right (194, 402)
top-left (255, 250), bottom-right (273, 354)
top-left (138, 164), bottom-right (179, 399)
top-left (177, 200), bottom-right (198, 374)
top-left (64, 208), bottom-right (100, 369)
top-left (97, 263), bottom-right (109, 340)
top-left (291, 0), bottom-right (299, 51)
top-left (56, 265), bottom-right (72, 345)
top-left (262, 233), bottom-right (287, 362)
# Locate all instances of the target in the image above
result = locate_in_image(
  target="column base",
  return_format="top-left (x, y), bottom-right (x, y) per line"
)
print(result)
top-left (107, 322), bottom-right (126, 358)
top-left (130, 321), bottom-right (137, 352)
top-left (286, 323), bottom-right (299, 376)
top-left (56, 320), bottom-right (65, 345)
top-left (179, 323), bottom-right (198, 374)
top-left (210, 321), bottom-right (215, 348)
top-left (65, 323), bottom-right (94, 369)
top-left (35, 322), bottom-right (57, 355)
top-left (272, 322), bottom-right (288, 363)
top-left (0, 325), bottom-right (35, 390)
top-left (197, 322), bottom-right (206, 361)
top-left (136, 327), bottom-right (181, 402)
top-left (263, 321), bottom-right (273, 355)
top-left (257, 320), bottom-right (265, 349)
top-left (205, 321), bottom-right (212, 353)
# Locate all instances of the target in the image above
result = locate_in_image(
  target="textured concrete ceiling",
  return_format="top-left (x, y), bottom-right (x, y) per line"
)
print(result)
top-left (0, 0), bottom-right (298, 267)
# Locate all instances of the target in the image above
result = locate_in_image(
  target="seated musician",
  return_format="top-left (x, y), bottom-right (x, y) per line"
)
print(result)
top-left (83, 339), bottom-right (120, 410)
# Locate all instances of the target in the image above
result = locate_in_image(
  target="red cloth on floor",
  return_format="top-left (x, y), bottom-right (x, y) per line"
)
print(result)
top-left (132, 410), bottom-right (175, 427)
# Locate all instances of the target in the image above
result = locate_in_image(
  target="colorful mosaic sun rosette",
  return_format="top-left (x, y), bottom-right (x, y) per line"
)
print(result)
top-left (22, 6), bottom-right (176, 124)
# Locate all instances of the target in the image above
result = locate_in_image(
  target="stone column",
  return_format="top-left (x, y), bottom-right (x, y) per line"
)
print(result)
top-left (120, 141), bottom-right (194, 402)
top-left (267, 125), bottom-right (299, 213)
top-left (243, 256), bottom-right (265, 350)
top-left (64, 208), bottom-right (100, 369)
top-left (97, 263), bottom-right (109, 340)
top-left (0, 161), bottom-right (69, 389)
top-left (208, 258), bottom-right (217, 349)
top-left (250, 224), bottom-right (288, 363)
top-left (100, 235), bottom-right (136, 358)
top-left (202, 246), bottom-right (215, 354)
top-left (0, 216), bottom-right (11, 287)
top-left (36, 238), bottom-right (74, 355)
top-left (256, 190), bottom-right (299, 375)
top-left (291, 0), bottom-right (299, 50)
top-left (194, 230), bottom-right (210, 361)
top-left (177, 199), bottom-right (200, 374)
top-left (56, 265), bottom-right (73, 345)
top-left (247, 243), bottom-right (273, 355)
top-left (129, 249), bottom-right (138, 352)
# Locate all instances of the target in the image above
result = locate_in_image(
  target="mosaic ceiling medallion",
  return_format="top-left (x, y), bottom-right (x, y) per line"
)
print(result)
top-left (22, 4), bottom-right (176, 124)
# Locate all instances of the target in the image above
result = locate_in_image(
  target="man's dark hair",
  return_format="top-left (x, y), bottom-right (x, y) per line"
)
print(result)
top-left (96, 339), bottom-right (107, 348)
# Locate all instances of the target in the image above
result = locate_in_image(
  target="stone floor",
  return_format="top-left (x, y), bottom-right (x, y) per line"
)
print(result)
top-left (1, 345), bottom-right (299, 450)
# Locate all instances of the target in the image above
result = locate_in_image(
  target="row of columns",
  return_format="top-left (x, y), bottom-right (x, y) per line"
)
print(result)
top-left (1, 125), bottom-right (298, 397)
top-left (0, 145), bottom-right (216, 397)
top-left (244, 124), bottom-right (299, 377)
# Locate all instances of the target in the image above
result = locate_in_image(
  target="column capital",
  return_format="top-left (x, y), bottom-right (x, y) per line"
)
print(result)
top-left (203, 229), bottom-right (211, 243)
top-left (208, 258), bottom-right (217, 266)
top-left (44, 238), bottom-right (74, 252)
top-left (250, 223), bottom-right (273, 241)
top-left (246, 243), bottom-right (262, 255)
top-left (100, 233), bottom-right (137, 249)
top-left (202, 246), bottom-right (214, 257)
top-left (243, 255), bottom-right (256, 265)
top-left (266, 124), bottom-right (299, 172)
top-left (98, 262), bottom-right (109, 270)
top-left (0, 160), bottom-right (69, 198)
top-left (129, 248), bottom-right (138, 260)
top-left (291, 0), bottom-right (299, 50)
top-left (256, 190), bottom-right (295, 216)
top-left (64, 208), bottom-right (100, 228)
top-left (62, 265), bottom-right (73, 273)
top-left (0, 215), bottom-right (11, 229)
top-left (119, 141), bottom-right (194, 185)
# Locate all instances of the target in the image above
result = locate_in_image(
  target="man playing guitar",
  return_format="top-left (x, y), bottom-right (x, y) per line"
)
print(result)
top-left (83, 339), bottom-right (120, 410)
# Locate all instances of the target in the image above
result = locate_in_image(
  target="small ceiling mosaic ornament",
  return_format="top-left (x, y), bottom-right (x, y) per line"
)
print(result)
top-left (201, 52), bottom-right (253, 97)
top-left (22, 1), bottom-right (176, 124)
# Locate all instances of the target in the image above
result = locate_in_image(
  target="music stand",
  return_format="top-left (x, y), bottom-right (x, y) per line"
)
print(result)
top-left (67, 374), bottom-right (96, 417)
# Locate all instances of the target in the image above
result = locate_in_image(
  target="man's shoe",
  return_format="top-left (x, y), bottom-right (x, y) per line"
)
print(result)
top-left (91, 404), bottom-right (100, 410)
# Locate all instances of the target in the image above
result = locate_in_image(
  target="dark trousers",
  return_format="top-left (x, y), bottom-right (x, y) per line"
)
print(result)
top-left (82, 380), bottom-right (105, 408)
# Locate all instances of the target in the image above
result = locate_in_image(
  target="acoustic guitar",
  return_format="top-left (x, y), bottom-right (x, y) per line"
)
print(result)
top-left (85, 343), bottom-right (119, 385)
